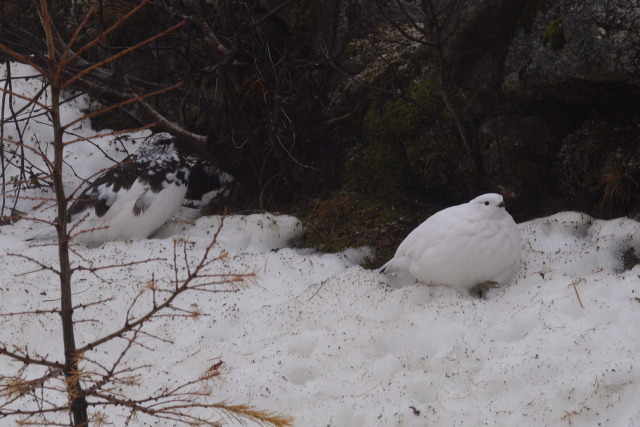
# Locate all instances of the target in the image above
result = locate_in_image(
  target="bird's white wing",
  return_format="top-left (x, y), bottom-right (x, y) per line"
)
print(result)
top-left (382, 205), bottom-right (462, 273)
top-left (133, 188), bottom-right (155, 216)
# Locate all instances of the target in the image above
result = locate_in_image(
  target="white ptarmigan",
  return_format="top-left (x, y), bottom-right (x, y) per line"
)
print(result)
top-left (28, 132), bottom-right (189, 245)
top-left (379, 193), bottom-right (521, 295)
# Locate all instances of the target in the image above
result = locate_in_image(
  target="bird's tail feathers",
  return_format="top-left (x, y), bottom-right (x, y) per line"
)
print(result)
top-left (377, 260), bottom-right (393, 274)
top-left (26, 226), bottom-right (57, 242)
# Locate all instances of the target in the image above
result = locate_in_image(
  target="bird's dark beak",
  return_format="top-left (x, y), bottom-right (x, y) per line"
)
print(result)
top-left (498, 202), bottom-right (505, 208)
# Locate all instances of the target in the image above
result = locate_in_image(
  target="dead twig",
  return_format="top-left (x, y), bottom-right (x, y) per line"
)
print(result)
top-left (570, 278), bottom-right (586, 309)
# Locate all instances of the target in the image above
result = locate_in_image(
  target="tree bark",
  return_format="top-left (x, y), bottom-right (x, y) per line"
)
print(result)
top-left (41, 0), bottom-right (89, 422)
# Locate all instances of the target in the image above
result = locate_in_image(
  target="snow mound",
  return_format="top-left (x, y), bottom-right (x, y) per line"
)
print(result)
top-left (154, 213), bottom-right (305, 253)
top-left (519, 211), bottom-right (640, 279)
top-left (2, 209), bottom-right (640, 426)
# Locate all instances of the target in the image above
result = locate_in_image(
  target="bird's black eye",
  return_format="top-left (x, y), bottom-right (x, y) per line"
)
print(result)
top-left (484, 201), bottom-right (489, 206)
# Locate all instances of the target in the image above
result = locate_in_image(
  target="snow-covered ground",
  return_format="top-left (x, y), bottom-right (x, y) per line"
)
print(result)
top-left (1, 63), bottom-right (640, 426)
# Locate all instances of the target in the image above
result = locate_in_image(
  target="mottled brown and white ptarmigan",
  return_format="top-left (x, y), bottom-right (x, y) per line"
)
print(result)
top-left (28, 133), bottom-right (189, 244)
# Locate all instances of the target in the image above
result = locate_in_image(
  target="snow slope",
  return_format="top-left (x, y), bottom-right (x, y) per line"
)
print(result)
top-left (1, 62), bottom-right (640, 426)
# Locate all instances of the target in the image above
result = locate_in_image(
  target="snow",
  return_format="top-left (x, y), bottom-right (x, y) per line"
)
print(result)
top-left (2, 62), bottom-right (640, 426)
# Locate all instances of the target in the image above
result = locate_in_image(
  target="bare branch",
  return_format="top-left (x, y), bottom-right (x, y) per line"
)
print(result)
top-left (0, 307), bottom-right (58, 317)
top-left (126, 91), bottom-right (208, 145)
top-left (63, 82), bottom-right (183, 130)
top-left (0, 41), bottom-right (47, 76)
top-left (62, 19), bottom-right (187, 90)
top-left (62, 124), bottom-right (154, 146)
top-left (7, 252), bottom-right (61, 275)
top-left (0, 344), bottom-right (64, 369)
top-left (72, 257), bottom-right (166, 274)
top-left (0, 86), bottom-right (50, 112)
top-left (61, 0), bottom-right (149, 67)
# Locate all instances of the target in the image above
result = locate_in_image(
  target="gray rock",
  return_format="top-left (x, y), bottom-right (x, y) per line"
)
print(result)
top-left (503, 0), bottom-right (640, 103)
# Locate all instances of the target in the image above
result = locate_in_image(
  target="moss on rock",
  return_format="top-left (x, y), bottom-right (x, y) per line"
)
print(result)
top-left (363, 78), bottom-right (443, 145)
top-left (356, 78), bottom-right (449, 197)
top-left (541, 17), bottom-right (566, 50)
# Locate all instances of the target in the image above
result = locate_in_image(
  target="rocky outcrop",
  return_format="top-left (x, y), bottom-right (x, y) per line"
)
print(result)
top-left (504, 0), bottom-right (640, 104)
top-left (331, 0), bottom-right (640, 220)
top-left (498, 0), bottom-right (640, 217)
